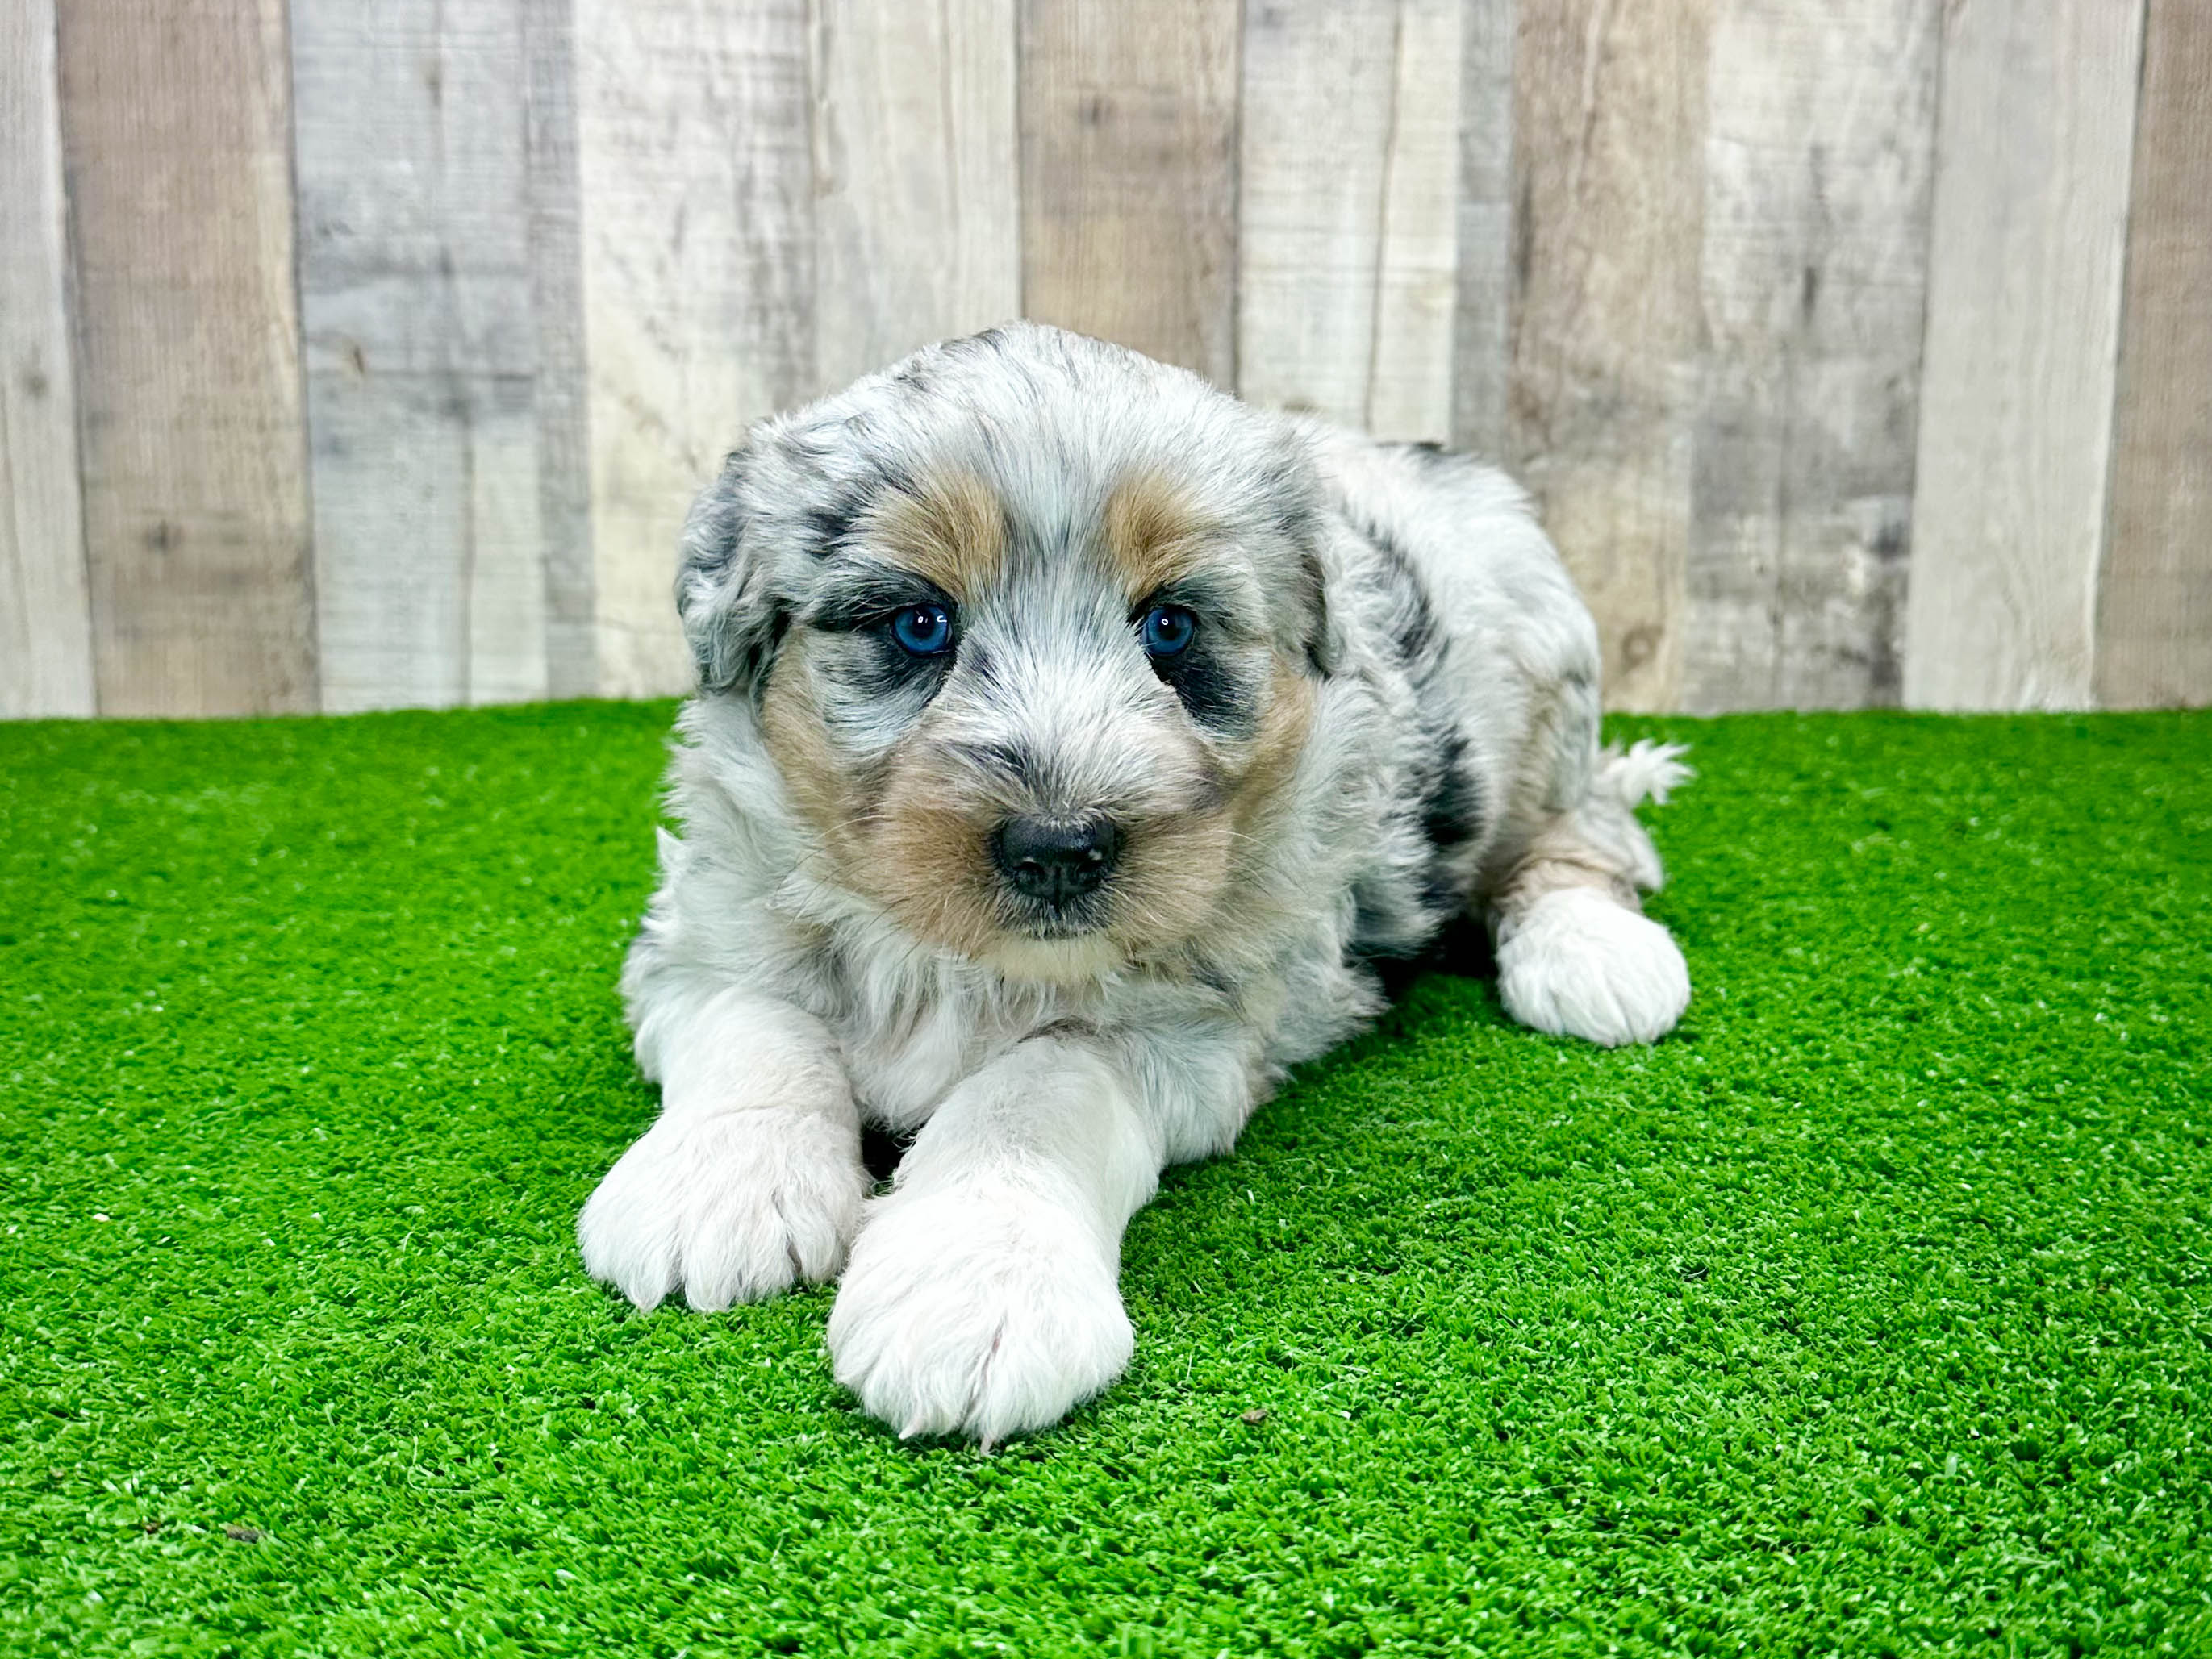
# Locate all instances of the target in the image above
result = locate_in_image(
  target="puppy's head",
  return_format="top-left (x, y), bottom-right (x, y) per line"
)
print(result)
top-left (678, 324), bottom-right (1332, 981)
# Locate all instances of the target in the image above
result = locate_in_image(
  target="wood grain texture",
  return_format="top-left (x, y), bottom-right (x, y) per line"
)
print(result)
top-left (1904, 0), bottom-right (2146, 711)
top-left (293, 0), bottom-right (549, 711)
top-left (2096, 0), bottom-right (2212, 709)
top-left (1681, 0), bottom-right (1939, 712)
top-left (524, 0), bottom-right (598, 701)
top-left (1450, 0), bottom-right (1514, 460)
top-left (1239, 0), bottom-right (1463, 441)
top-left (1507, 0), bottom-right (1712, 712)
top-left (1, 0), bottom-right (94, 717)
top-left (1238, 2), bottom-right (1402, 426)
top-left (811, 0), bottom-right (1020, 389)
top-left (1365, 0), bottom-right (1463, 440)
top-left (58, 0), bottom-right (316, 716)
top-left (1020, 0), bottom-right (1241, 386)
top-left (576, 0), bottom-right (816, 698)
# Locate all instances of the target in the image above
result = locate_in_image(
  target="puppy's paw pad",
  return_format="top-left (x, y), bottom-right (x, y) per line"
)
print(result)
top-left (1497, 887), bottom-right (1689, 1047)
top-left (578, 1111), bottom-right (867, 1313)
top-left (828, 1187), bottom-right (1133, 1446)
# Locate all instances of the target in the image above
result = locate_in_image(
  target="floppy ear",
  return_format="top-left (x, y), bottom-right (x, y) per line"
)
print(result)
top-left (674, 448), bottom-right (787, 698)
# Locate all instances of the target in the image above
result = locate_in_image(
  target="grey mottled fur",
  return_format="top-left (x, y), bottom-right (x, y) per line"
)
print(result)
top-left (580, 323), bottom-right (1692, 1443)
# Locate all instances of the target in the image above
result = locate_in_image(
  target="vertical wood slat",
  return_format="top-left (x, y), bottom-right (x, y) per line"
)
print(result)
top-left (523, 0), bottom-right (598, 702)
top-left (575, 0), bottom-right (816, 698)
top-left (1450, 0), bottom-right (1514, 461)
top-left (292, 0), bottom-right (550, 711)
top-left (1238, 0), bottom-right (1462, 443)
top-left (1020, 0), bottom-right (1242, 387)
top-left (1681, 0), bottom-right (1939, 713)
top-left (1365, 0), bottom-right (1464, 441)
top-left (811, 0), bottom-right (1021, 391)
top-left (0, 0), bottom-right (94, 717)
top-left (58, 0), bottom-right (317, 716)
top-left (1903, 0), bottom-right (2147, 711)
top-left (1506, 1), bottom-right (1712, 713)
top-left (2097, 0), bottom-right (2212, 710)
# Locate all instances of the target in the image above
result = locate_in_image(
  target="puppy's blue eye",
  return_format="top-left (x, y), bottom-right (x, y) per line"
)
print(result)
top-left (1141, 605), bottom-right (1197, 658)
top-left (890, 604), bottom-right (954, 656)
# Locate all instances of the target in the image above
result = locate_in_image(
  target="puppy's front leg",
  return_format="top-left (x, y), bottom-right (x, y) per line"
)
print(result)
top-left (578, 989), bottom-right (867, 1311)
top-left (827, 1032), bottom-right (1163, 1445)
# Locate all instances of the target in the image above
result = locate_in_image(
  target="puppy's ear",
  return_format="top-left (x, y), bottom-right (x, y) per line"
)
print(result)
top-left (675, 448), bottom-right (787, 697)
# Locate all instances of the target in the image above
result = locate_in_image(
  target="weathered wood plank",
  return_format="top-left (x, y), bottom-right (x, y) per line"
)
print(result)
top-left (292, 0), bottom-right (549, 711)
top-left (57, 0), bottom-right (317, 716)
top-left (1239, 1), bottom-right (1400, 427)
top-left (524, 0), bottom-right (598, 702)
top-left (2096, 0), bottom-right (2212, 710)
top-left (1020, 0), bottom-right (1241, 386)
top-left (1366, 0), bottom-right (1463, 441)
top-left (576, 0), bottom-right (815, 698)
top-left (1903, 0), bottom-right (2146, 711)
top-left (1680, 0), bottom-right (1939, 713)
top-left (1238, 0), bottom-right (1462, 442)
top-left (0, 0), bottom-right (94, 718)
top-left (1507, 0), bottom-right (1712, 712)
top-left (811, 0), bottom-right (1020, 389)
top-left (1450, 0), bottom-right (1515, 460)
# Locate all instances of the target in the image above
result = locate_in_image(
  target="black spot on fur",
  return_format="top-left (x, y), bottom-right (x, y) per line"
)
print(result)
top-left (1359, 519), bottom-right (1442, 673)
top-left (1415, 729), bottom-right (1484, 911)
top-left (1154, 643), bottom-right (1252, 734)
top-left (804, 495), bottom-right (870, 557)
top-left (941, 326), bottom-right (1010, 361)
top-left (1388, 440), bottom-right (1454, 467)
top-left (1340, 511), bottom-right (1486, 961)
top-left (1135, 577), bottom-right (1261, 735)
top-left (1369, 914), bottom-right (1496, 1000)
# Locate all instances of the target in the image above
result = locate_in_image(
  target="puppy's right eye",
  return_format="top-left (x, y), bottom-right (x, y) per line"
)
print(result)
top-left (889, 603), bottom-right (955, 656)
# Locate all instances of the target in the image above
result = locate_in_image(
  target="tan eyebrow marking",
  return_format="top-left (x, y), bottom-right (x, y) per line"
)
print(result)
top-left (1103, 472), bottom-right (1216, 598)
top-left (866, 469), bottom-right (1007, 600)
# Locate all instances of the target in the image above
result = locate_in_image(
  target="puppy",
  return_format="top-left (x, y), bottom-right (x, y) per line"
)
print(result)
top-left (578, 323), bottom-right (1691, 1443)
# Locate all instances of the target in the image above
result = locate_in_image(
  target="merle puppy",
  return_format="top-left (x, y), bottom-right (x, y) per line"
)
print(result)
top-left (579, 323), bottom-right (1690, 1443)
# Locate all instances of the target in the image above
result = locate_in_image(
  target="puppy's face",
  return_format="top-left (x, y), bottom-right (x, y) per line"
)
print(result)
top-left (678, 327), bottom-right (1331, 980)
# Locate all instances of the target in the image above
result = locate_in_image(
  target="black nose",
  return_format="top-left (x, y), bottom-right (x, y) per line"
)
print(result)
top-left (991, 815), bottom-right (1124, 905)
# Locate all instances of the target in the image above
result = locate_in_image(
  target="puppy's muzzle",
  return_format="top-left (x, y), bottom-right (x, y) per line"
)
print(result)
top-left (991, 814), bottom-right (1123, 910)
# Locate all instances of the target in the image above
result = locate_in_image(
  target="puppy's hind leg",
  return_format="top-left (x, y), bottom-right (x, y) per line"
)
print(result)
top-left (1489, 741), bottom-right (1693, 1048)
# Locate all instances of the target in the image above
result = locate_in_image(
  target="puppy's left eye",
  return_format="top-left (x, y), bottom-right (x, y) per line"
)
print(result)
top-left (1140, 605), bottom-right (1197, 658)
top-left (890, 604), bottom-right (955, 656)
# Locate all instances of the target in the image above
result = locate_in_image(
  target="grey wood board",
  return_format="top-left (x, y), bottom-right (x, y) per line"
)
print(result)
top-left (1020, 0), bottom-right (1242, 386)
top-left (1680, 0), bottom-right (1939, 713)
top-left (1904, 0), bottom-right (2146, 710)
top-left (58, 0), bottom-right (318, 715)
top-left (2097, 0), bottom-right (2212, 709)
top-left (1, 0), bottom-right (94, 717)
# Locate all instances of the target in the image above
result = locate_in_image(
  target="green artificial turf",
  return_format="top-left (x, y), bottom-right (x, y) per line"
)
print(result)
top-left (2, 704), bottom-right (2209, 1657)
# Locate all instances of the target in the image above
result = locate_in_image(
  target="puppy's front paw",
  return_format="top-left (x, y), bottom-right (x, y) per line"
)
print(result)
top-left (827, 1184), bottom-right (1133, 1446)
top-left (1496, 886), bottom-right (1690, 1047)
top-left (578, 1109), bottom-right (867, 1312)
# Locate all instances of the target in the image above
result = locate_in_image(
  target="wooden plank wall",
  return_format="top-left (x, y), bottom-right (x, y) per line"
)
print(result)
top-left (57, 0), bottom-right (318, 717)
top-left (2, 0), bottom-right (2205, 718)
top-left (1905, 0), bottom-right (2146, 711)
top-left (2097, 0), bottom-right (2212, 709)
top-left (1, 0), bottom-right (94, 716)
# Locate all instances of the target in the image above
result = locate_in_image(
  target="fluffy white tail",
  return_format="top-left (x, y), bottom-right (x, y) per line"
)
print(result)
top-left (1595, 740), bottom-right (1693, 810)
